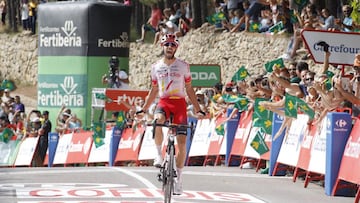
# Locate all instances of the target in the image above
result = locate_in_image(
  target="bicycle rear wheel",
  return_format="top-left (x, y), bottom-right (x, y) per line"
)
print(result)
top-left (164, 144), bottom-right (175, 203)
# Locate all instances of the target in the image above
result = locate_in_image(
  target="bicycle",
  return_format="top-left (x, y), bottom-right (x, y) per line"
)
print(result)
top-left (149, 118), bottom-right (194, 203)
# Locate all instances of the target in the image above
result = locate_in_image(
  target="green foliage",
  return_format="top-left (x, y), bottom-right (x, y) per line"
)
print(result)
top-left (350, 0), bottom-right (360, 24)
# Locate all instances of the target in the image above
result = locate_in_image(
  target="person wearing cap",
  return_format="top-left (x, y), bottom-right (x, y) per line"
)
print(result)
top-left (2, 88), bottom-right (13, 104)
top-left (135, 34), bottom-right (205, 195)
top-left (55, 105), bottom-right (71, 134)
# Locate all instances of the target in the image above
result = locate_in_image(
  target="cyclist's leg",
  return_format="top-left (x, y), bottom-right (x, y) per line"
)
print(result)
top-left (172, 98), bottom-right (188, 195)
top-left (153, 99), bottom-right (170, 167)
top-left (154, 112), bottom-right (166, 156)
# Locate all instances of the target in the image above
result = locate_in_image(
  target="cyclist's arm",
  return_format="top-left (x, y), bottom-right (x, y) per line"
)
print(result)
top-left (142, 85), bottom-right (159, 112)
top-left (185, 83), bottom-right (202, 114)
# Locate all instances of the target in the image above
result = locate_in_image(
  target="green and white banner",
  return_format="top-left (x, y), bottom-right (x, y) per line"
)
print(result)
top-left (38, 1), bottom-right (131, 127)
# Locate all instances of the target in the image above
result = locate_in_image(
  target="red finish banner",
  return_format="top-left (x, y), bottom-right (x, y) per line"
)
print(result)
top-left (105, 89), bottom-right (149, 111)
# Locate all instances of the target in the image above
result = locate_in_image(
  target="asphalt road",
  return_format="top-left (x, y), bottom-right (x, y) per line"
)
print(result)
top-left (0, 166), bottom-right (355, 203)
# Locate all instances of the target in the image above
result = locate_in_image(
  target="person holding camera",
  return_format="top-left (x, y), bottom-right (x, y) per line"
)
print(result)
top-left (102, 56), bottom-right (130, 89)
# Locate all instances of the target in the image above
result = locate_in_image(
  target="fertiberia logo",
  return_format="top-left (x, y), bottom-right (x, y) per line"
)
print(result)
top-left (39, 20), bottom-right (82, 48)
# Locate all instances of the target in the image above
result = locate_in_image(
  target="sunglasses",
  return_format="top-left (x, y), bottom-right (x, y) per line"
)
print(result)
top-left (354, 66), bottom-right (360, 69)
top-left (305, 77), bottom-right (314, 81)
top-left (164, 42), bottom-right (177, 47)
top-left (343, 10), bottom-right (351, 13)
top-left (288, 68), bottom-right (296, 71)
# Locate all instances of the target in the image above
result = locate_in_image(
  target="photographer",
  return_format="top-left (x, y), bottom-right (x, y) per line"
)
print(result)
top-left (102, 56), bottom-right (130, 89)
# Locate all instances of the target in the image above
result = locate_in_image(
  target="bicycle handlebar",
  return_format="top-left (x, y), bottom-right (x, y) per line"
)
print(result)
top-left (146, 121), bottom-right (193, 129)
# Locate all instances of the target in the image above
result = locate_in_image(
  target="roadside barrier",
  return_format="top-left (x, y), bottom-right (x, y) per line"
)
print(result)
top-left (1, 110), bottom-right (359, 202)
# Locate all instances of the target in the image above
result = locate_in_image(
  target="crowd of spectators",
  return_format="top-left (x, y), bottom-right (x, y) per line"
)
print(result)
top-left (136, 1), bottom-right (192, 45)
top-left (0, 83), bottom-right (84, 167)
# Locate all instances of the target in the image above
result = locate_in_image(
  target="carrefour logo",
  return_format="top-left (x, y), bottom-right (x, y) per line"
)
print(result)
top-left (39, 20), bottom-right (82, 48)
top-left (98, 32), bottom-right (130, 48)
top-left (38, 75), bottom-right (86, 107)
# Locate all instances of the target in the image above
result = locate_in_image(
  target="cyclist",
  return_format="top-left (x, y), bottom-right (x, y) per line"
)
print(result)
top-left (136, 34), bottom-right (205, 195)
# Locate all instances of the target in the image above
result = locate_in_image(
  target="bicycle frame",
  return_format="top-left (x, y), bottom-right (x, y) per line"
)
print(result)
top-left (150, 119), bottom-right (194, 203)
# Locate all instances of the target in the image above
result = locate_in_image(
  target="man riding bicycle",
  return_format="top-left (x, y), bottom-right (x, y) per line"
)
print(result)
top-left (136, 34), bottom-right (205, 195)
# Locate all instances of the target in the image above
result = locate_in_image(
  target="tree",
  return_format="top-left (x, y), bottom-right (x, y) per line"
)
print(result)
top-left (6, 0), bottom-right (19, 32)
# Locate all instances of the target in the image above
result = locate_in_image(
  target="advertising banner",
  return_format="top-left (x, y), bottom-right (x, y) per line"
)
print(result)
top-left (325, 113), bottom-right (352, 196)
top-left (109, 126), bottom-right (123, 166)
top-left (334, 118), bottom-right (360, 195)
top-left (66, 131), bottom-right (93, 165)
top-left (0, 140), bottom-right (20, 166)
top-left (105, 89), bottom-right (149, 112)
top-left (301, 30), bottom-right (360, 65)
top-left (14, 137), bottom-right (39, 166)
top-left (228, 111), bottom-right (252, 164)
top-left (190, 64), bottom-right (221, 87)
top-left (47, 132), bottom-right (59, 167)
top-left (225, 108), bottom-right (240, 166)
top-left (38, 1), bottom-right (131, 127)
top-left (115, 127), bottom-right (144, 163)
top-left (269, 113), bottom-right (285, 176)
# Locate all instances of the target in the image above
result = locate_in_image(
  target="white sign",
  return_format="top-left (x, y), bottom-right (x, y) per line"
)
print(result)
top-left (301, 30), bottom-right (360, 65)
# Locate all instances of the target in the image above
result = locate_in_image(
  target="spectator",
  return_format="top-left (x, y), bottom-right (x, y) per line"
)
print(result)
top-left (14, 95), bottom-right (25, 113)
top-left (240, 0), bottom-right (269, 32)
top-left (222, 9), bottom-right (241, 32)
top-left (11, 110), bottom-right (25, 138)
top-left (21, 0), bottom-right (30, 32)
top-left (102, 56), bottom-right (130, 89)
top-left (336, 5), bottom-right (354, 32)
top-left (65, 113), bottom-right (82, 132)
top-left (136, 3), bottom-right (162, 43)
top-left (28, 0), bottom-right (37, 35)
top-left (0, 0), bottom-right (5, 25)
top-left (316, 8), bottom-right (335, 30)
top-left (169, 2), bottom-right (182, 26)
top-left (2, 89), bottom-right (13, 104)
top-left (37, 110), bottom-right (52, 166)
top-left (55, 105), bottom-right (71, 134)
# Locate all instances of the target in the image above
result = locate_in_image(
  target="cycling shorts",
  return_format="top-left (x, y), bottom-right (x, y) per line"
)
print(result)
top-left (155, 97), bottom-right (188, 135)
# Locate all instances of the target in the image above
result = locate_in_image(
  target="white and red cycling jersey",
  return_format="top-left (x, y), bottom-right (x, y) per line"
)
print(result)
top-left (151, 58), bottom-right (191, 99)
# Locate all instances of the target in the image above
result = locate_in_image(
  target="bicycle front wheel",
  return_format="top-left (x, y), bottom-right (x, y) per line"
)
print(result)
top-left (164, 144), bottom-right (175, 203)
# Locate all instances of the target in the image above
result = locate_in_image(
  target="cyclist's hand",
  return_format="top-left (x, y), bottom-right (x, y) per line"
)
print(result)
top-left (196, 110), bottom-right (206, 119)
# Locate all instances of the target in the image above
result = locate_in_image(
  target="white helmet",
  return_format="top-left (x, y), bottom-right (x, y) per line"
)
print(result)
top-left (160, 34), bottom-right (179, 47)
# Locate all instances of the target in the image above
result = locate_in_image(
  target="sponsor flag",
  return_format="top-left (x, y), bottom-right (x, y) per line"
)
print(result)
top-left (285, 93), bottom-right (298, 118)
top-left (92, 134), bottom-right (105, 148)
top-left (251, 128), bottom-right (269, 155)
top-left (215, 123), bottom-right (225, 136)
top-left (253, 98), bottom-right (273, 134)
top-left (116, 111), bottom-right (127, 129)
top-left (222, 94), bottom-right (242, 103)
top-left (0, 128), bottom-right (13, 143)
top-left (289, 10), bottom-right (298, 24)
top-left (1, 79), bottom-right (16, 91)
top-left (253, 98), bottom-right (269, 120)
top-left (92, 122), bottom-right (105, 138)
top-left (206, 12), bottom-right (226, 25)
top-left (232, 66), bottom-right (249, 82)
top-left (234, 97), bottom-right (249, 111)
top-left (294, 0), bottom-right (309, 10)
top-left (249, 22), bottom-right (260, 32)
top-left (297, 99), bottom-right (315, 119)
top-left (269, 21), bottom-right (284, 33)
top-left (264, 58), bottom-right (284, 72)
top-left (95, 93), bottom-right (112, 102)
